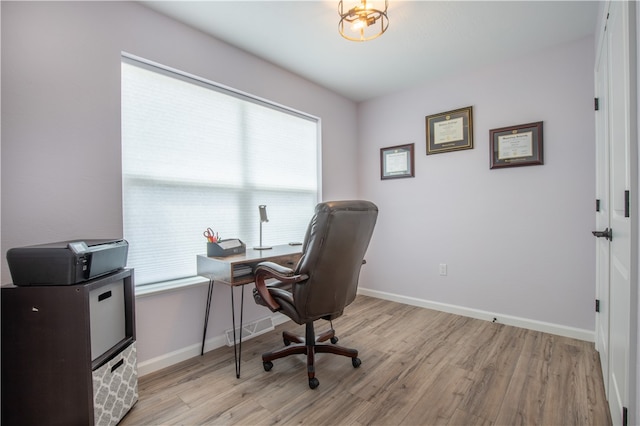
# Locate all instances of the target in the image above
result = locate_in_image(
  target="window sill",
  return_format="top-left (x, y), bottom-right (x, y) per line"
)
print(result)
top-left (135, 276), bottom-right (210, 298)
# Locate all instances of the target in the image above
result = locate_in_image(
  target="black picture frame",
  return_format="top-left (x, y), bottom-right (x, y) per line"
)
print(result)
top-left (490, 121), bottom-right (543, 169)
top-left (426, 106), bottom-right (473, 155)
top-left (380, 143), bottom-right (415, 180)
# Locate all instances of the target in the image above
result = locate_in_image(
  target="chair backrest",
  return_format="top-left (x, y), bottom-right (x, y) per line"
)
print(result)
top-left (292, 200), bottom-right (378, 321)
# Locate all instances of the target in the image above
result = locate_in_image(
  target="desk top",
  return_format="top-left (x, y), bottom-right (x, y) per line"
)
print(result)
top-left (202, 244), bottom-right (302, 265)
top-left (197, 244), bottom-right (302, 286)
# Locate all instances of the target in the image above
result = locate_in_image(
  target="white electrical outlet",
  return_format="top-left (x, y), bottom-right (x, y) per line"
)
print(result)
top-left (439, 263), bottom-right (447, 276)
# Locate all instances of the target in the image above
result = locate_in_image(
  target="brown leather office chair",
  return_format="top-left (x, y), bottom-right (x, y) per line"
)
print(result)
top-left (253, 200), bottom-right (378, 389)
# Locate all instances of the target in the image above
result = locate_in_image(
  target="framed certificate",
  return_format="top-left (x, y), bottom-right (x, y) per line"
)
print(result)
top-left (380, 143), bottom-right (414, 180)
top-left (426, 106), bottom-right (473, 155)
top-left (490, 121), bottom-right (543, 169)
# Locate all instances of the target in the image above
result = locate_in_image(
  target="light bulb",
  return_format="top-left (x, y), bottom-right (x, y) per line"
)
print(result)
top-left (352, 18), bottom-right (366, 31)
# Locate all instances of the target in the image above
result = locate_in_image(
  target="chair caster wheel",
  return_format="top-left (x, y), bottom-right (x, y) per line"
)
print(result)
top-left (309, 377), bottom-right (320, 389)
top-left (263, 361), bottom-right (273, 371)
top-left (352, 357), bottom-right (361, 368)
top-left (330, 336), bottom-right (339, 344)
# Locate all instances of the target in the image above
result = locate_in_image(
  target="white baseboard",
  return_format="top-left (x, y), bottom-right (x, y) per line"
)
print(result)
top-left (138, 291), bottom-right (594, 377)
top-left (137, 312), bottom-right (291, 377)
top-left (357, 287), bottom-right (594, 343)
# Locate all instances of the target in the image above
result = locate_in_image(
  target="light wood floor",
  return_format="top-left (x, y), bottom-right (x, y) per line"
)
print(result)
top-left (121, 295), bottom-right (612, 425)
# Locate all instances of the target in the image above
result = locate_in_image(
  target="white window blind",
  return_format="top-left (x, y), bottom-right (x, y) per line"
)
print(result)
top-left (121, 56), bottom-right (320, 286)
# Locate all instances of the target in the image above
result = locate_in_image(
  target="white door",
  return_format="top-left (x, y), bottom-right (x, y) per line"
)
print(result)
top-left (594, 25), bottom-right (610, 396)
top-left (607, 2), bottom-right (632, 424)
top-left (594, 2), bottom-right (635, 425)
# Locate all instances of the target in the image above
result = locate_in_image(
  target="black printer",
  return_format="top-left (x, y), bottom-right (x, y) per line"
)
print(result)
top-left (6, 239), bottom-right (128, 286)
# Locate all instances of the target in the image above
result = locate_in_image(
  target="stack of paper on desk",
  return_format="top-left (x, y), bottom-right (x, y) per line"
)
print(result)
top-left (233, 265), bottom-right (253, 277)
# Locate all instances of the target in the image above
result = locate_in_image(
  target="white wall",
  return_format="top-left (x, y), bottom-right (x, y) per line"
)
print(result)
top-left (1, 1), bottom-right (358, 368)
top-left (358, 37), bottom-right (596, 335)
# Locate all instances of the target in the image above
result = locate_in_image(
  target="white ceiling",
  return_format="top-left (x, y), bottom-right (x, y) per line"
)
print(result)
top-left (141, 1), bottom-right (599, 102)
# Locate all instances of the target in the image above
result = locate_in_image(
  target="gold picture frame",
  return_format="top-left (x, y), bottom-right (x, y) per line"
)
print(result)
top-left (425, 106), bottom-right (473, 155)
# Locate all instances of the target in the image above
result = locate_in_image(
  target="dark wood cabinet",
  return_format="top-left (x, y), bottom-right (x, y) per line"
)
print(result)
top-left (1, 269), bottom-right (137, 426)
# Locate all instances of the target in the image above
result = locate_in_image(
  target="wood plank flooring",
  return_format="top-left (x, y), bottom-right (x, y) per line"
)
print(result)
top-left (121, 295), bottom-right (612, 425)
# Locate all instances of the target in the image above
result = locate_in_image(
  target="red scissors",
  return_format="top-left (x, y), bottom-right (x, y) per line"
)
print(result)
top-left (203, 228), bottom-right (218, 243)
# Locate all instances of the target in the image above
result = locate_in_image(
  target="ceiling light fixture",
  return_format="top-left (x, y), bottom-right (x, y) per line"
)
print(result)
top-left (338, 0), bottom-right (389, 42)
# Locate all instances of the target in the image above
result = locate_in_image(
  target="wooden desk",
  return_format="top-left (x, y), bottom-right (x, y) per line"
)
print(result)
top-left (197, 244), bottom-right (302, 378)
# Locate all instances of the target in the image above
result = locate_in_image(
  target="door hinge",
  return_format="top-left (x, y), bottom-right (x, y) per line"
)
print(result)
top-left (596, 199), bottom-right (601, 212)
top-left (595, 299), bottom-right (600, 313)
top-left (594, 98), bottom-right (599, 111)
top-left (623, 406), bottom-right (628, 426)
top-left (624, 190), bottom-right (630, 218)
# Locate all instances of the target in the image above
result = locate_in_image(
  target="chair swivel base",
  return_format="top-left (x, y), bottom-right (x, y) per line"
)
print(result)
top-left (261, 322), bottom-right (361, 389)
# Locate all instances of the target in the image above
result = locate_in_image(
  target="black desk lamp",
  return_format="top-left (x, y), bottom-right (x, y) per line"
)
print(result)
top-left (254, 205), bottom-right (272, 250)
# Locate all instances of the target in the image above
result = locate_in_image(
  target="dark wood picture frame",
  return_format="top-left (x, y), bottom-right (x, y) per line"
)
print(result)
top-left (490, 121), bottom-right (543, 169)
top-left (380, 143), bottom-right (415, 180)
top-left (426, 106), bottom-right (473, 155)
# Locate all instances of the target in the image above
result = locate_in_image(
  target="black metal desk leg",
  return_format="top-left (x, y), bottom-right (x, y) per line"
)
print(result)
top-left (201, 278), bottom-right (215, 356)
top-left (230, 285), bottom-right (245, 379)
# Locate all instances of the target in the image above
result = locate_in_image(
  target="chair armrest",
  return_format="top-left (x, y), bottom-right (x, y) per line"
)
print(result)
top-left (253, 261), bottom-right (308, 311)
top-left (255, 261), bottom-right (296, 278)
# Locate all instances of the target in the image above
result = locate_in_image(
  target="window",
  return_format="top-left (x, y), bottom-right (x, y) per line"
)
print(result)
top-left (121, 55), bottom-right (320, 286)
